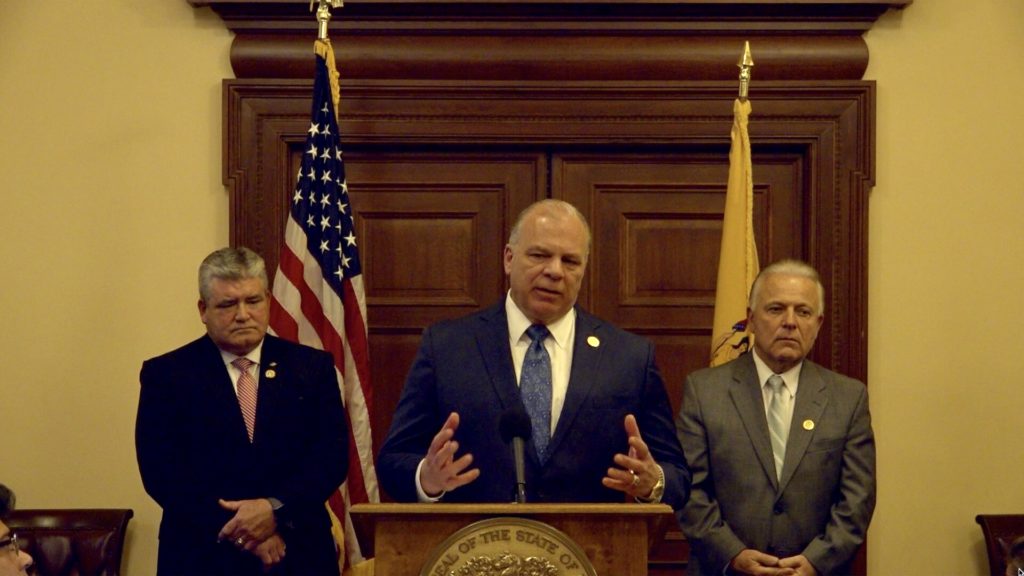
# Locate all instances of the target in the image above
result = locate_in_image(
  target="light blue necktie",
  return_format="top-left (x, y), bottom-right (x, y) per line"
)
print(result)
top-left (521, 324), bottom-right (553, 462)
top-left (767, 374), bottom-right (790, 481)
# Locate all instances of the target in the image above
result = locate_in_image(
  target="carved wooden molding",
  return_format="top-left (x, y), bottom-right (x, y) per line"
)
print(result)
top-left (191, 0), bottom-right (911, 35)
top-left (191, 0), bottom-right (911, 81)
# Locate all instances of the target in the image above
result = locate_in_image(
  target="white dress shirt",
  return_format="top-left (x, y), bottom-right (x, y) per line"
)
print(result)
top-left (504, 292), bottom-right (576, 435)
top-left (415, 294), bottom-right (578, 501)
top-left (751, 349), bottom-right (801, 424)
top-left (219, 346), bottom-right (263, 394)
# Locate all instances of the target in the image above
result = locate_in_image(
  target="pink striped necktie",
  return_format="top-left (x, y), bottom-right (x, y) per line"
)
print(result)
top-left (232, 357), bottom-right (258, 442)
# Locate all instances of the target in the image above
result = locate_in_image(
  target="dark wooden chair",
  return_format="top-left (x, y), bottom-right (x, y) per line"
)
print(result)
top-left (976, 514), bottom-right (1024, 576)
top-left (6, 508), bottom-right (133, 576)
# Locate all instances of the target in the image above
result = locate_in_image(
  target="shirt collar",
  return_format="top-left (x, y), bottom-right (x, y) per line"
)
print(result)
top-left (751, 348), bottom-right (802, 394)
top-left (505, 291), bottom-right (575, 349)
top-left (219, 343), bottom-right (263, 369)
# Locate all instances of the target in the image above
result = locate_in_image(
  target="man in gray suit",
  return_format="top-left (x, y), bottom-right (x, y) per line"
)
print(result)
top-left (677, 260), bottom-right (875, 576)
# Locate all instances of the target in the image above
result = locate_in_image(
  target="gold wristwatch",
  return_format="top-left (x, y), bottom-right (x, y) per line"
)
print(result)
top-left (636, 465), bottom-right (666, 503)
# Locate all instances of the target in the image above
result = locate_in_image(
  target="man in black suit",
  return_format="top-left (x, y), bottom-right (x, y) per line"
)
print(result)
top-left (135, 247), bottom-right (348, 576)
top-left (378, 200), bottom-right (689, 508)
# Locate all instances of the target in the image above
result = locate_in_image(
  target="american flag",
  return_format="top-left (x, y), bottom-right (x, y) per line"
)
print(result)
top-left (268, 39), bottom-right (378, 566)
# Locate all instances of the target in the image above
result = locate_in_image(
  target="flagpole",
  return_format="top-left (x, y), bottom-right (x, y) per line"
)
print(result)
top-left (738, 40), bottom-right (754, 101)
top-left (283, 2), bottom-right (378, 571)
top-left (311, 0), bottom-right (344, 40)
top-left (311, 0), bottom-right (344, 126)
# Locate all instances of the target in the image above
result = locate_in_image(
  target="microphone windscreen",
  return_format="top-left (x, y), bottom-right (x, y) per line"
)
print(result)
top-left (498, 404), bottom-right (533, 444)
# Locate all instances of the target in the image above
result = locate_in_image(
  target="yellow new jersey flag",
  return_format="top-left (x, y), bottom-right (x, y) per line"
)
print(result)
top-left (710, 98), bottom-right (760, 367)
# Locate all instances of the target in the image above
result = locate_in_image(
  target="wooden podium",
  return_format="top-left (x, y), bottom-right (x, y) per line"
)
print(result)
top-left (351, 502), bottom-right (675, 575)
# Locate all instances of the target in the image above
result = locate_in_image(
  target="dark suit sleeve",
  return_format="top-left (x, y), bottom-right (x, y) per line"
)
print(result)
top-left (273, 349), bottom-right (349, 513)
top-left (377, 327), bottom-right (445, 502)
top-left (135, 357), bottom-right (229, 537)
top-left (801, 383), bottom-right (876, 574)
top-left (636, 343), bottom-right (691, 510)
top-left (676, 373), bottom-right (747, 573)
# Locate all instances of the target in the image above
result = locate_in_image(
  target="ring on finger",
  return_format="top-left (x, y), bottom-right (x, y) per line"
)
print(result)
top-left (630, 471), bottom-right (641, 488)
top-left (236, 537), bottom-right (245, 546)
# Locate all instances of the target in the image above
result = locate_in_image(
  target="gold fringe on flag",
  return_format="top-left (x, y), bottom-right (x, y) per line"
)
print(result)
top-left (314, 38), bottom-right (342, 128)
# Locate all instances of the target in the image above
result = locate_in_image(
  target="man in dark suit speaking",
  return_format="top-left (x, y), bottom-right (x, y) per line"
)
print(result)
top-left (677, 260), bottom-right (876, 576)
top-left (377, 199), bottom-right (689, 509)
top-left (135, 247), bottom-right (348, 575)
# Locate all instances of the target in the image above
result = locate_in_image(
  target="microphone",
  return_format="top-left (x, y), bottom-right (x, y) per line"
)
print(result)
top-left (499, 404), bottom-right (533, 503)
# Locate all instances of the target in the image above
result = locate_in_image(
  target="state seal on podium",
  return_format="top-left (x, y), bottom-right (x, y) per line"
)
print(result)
top-left (420, 517), bottom-right (598, 576)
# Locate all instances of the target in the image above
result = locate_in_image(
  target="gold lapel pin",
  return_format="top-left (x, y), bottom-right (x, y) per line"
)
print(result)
top-left (265, 369), bottom-right (277, 379)
top-left (803, 419), bottom-right (815, 431)
top-left (587, 336), bottom-right (600, 348)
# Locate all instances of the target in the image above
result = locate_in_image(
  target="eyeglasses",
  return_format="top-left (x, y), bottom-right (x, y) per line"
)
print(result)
top-left (0, 533), bottom-right (20, 554)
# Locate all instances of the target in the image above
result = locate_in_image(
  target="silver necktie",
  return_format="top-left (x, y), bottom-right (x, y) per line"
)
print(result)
top-left (766, 374), bottom-right (790, 481)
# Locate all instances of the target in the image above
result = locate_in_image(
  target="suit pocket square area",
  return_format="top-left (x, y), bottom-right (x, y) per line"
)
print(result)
top-left (588, 394), bottom-right (634, 410)
top-left (804, 436), bottom-right (844, 454)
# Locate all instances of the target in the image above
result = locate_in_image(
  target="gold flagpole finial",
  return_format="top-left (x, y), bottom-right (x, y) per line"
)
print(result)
top-left (738, 41), bottom-right (754, 100)
top-left (310, 0), bottom-right (344, 40)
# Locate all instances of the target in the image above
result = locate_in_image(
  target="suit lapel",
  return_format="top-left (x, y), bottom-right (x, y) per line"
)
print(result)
top-left (198, 335), bottom-right (252, 444)
top-left (728, 355), bottom-right (780, 489)
top-left (546, 309), bottom-right (602, 459)
top-left (474, 304), bottom-right (521, 414)
top-left (253, 335), bottom-right (286, 445)
top-left (778, 361), bottom-right (829, 492)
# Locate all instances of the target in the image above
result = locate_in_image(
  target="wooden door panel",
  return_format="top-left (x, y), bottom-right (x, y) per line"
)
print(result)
top-left (555, 152), bottom-right (803, 410)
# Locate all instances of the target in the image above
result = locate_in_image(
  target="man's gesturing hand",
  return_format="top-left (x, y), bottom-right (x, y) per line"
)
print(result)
top-left (602, 414), bottom-right (661, 498)
top-left (420, 412), bottom-right (481, 496)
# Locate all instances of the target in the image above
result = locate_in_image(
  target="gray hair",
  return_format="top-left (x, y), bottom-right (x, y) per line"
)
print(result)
top-left (198, 247), bottom-right (269, 303)
top-left (508, 199), bottom-right (592, 256)
top-left (748, 259), bottom-right (826, 316)
top-left (0, 483), bottom-right (14, 520)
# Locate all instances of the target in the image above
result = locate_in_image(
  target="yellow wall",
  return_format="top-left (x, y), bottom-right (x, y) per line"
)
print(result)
top-left (0, 2), bottom-right (232, 574)
top-left (0, 1), bottom-right (1021, 574)
top-left (865, 2), bottom-right (1024, 574)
